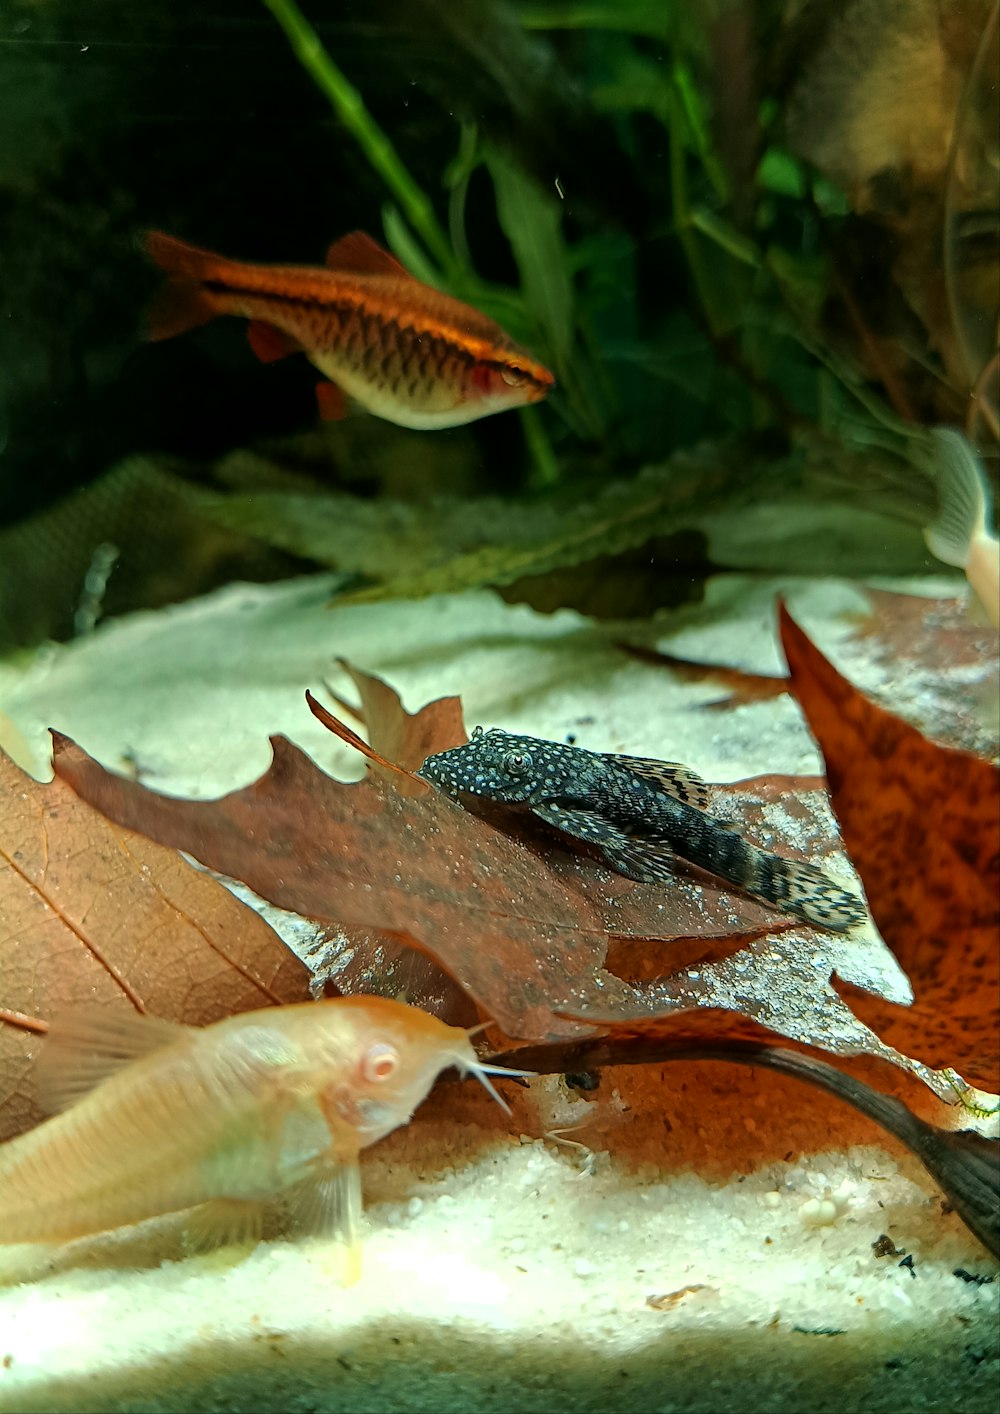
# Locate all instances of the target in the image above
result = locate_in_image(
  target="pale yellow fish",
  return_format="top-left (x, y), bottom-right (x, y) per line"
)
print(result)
top-left (923, 428), bottom-right (1000, 627)
top-left (0, 997), bottom-right (526, 1281)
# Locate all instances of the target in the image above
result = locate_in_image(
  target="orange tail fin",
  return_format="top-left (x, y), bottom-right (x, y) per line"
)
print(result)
top-left (144, 231), bottom-right (231, 342)
top-left (146, 281), bottom-right (217, 342)
top-left (145, 230), bottom-right (234, 283)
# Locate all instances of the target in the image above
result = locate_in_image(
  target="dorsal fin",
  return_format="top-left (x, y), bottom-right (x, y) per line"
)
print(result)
top-left (325, 231), bottom-right (410, 278)
top-left (35, 1006), bottom-right (191, 1114)
top-left (609, 754), bottom-right (711, 810)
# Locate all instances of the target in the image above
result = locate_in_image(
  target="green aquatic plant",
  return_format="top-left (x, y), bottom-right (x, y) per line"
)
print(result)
top-left (258, 0), bottom-right (989, 478)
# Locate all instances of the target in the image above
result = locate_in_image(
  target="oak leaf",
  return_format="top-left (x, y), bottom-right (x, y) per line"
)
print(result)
top-left (779, 601), bottom-right (1000, 1093)
top-left (0, 749), bottom-right (311, 1141)
top-left (615, 641), bottom-right (789, 710)
top-left (50, 667), bottom-right (946, 1108)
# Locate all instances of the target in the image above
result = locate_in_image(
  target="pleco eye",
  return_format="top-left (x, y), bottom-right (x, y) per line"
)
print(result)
top-left (362, 1042), bottom-right (400, 1083)
top-left (500, 366), bottom-right (528, 388)
top-left (503, 749), bottom-right (532, 774)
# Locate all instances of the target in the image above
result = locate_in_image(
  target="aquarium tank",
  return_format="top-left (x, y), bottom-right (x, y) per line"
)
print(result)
top-left (0, 3), bottom-right (998, 1413)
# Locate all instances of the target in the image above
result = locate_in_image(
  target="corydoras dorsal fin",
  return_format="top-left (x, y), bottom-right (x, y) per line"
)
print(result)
top-left (325, 231), bottom-right (410, 278)
top-left (35, 1006), bottom-right (191, 1114)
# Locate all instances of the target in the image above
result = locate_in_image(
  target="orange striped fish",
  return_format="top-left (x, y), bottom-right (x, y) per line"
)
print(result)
top-left (0, 996), bottom-right (527, 1283)
top-left (145, 229), bottom-right (554, 429)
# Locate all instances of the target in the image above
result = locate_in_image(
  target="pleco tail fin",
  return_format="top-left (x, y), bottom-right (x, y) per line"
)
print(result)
top-left (748, 850), bottom-right (866, 932)
top-left (603, 832), bottom-right (865, 932)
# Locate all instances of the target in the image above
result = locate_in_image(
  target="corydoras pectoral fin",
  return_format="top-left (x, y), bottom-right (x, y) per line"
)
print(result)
top-left (285, 1158), bottom-right (363, 1284)
top-left (35, 1006), bottom-right (190, 1114)
top-left (325, 231), bottom-right (410, 279)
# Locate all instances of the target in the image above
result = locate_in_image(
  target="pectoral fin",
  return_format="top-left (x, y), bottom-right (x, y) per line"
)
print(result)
top-left (531, 802), bottom-right (630, 847)
top-left (286, 1158), bottom-right (363, 1284)
top-left (532, 803), bottom-right (682, 885)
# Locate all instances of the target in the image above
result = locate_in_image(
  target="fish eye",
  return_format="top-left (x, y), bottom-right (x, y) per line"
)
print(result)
top-left (361, 1042), bottom-right (400, 1083)
top-left (502, 749), bottom-right (532, 774)
top-left (500, 365), bottom-right (529, 388)
top-left (471, 725), bottom-right (484, 740)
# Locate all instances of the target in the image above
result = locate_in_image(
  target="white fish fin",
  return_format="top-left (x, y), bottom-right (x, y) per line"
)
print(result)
top-left (35, 1006), bottom-right (191, 1114)
top-left (184, 1197), bottom-right (263, 1256)
top-left (609, 755), bottom-right (711, 808)
top-left (923, 428), bottom-right (989, 569)
top-left (967, 540), bottom-right (1000, 628)
top-left (286, 1157), bottom-right (363, 1284)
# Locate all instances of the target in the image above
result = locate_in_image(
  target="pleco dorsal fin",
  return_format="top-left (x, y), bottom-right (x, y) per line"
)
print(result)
top-left (325, 231), bottom-right (410, 278)
top-left (35, 1006), bottom-right (190, 1114)
top-left (610, 755), bottom-right (711, 809)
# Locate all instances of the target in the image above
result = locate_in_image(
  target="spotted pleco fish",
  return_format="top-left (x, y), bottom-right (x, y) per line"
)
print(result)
top-left (145, 229), bottom-right (554, 429)
top-left (418, 728), bottom-right (866, 932)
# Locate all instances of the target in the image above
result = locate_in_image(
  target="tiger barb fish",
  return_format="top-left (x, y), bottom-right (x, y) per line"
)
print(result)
top-left (145, 229), bottom-right (554, 429)
top-left (0, 996), bottom-right (527, 1283)
top-left (418, 727), bottom-right (867, 932)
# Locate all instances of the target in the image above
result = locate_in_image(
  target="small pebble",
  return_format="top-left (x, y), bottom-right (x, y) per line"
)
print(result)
top-left (574, 1258), bottom-right (596, 1278)
top-left (801, 1197), bottom-right (838, 1227)
top-left (762, 1190), bottom-right (782, 1209)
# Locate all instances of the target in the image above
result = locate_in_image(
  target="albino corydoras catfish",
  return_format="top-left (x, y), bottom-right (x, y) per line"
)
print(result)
top-left (0, 996), bottom-right (526, 1281)
top-left (923, 427), bottom-right (999, 627)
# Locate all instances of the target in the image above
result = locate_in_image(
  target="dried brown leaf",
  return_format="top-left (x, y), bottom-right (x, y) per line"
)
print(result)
top-left (616, 642), bottom-right (789, 709)
top-left (779, 602), bottom-right (1000, 1092)
top-left (305, 670), bottom-right (477, 1024)
top-left (51, 719), bottom-right (920, 1102)
top-left (0, 748), bottom-right (311, 1141)
top-left (335, 659), bottom-right (467, 782)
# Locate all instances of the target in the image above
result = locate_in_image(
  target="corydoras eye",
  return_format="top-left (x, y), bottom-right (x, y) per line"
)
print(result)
top-left (361, 1041), bottom-right (400, 1083)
